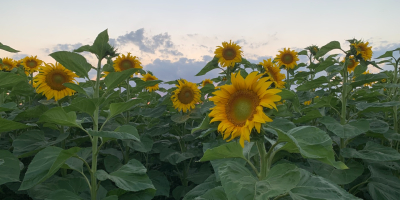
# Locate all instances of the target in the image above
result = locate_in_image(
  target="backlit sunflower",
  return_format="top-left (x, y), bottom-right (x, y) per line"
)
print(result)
top-left (214, 40), bottom-right (243, 68)
top-left (142, 73), bottom-right (159, 92)
top-left (342, 56), bottom-right (359, 73)
top-left (201, 79), bottom-right (213, 87)
top-left (351, 41), bottom-right (372, 61)
top-left (171, 79), bottom-right (201, 113)
top-left (0, 57), bottom-right (17, 71)
top-left (304, 100), bottom-right (312, 105)
top-left (21, 55), bottom-right (43, 75)
top-left (259, 58), bottom-right (286, 88)
top-left (34, 62), bottom-right (78, 101)
top-left (209, 71), bottom-right (281, 147)
top-left (113, 53), bottom-right (143, 75)
top-left (275, 48), bottom-right (299, 69)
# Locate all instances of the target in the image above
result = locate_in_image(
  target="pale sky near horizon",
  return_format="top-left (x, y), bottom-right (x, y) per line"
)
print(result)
top-left (1, 0), bottom-right (399, 84)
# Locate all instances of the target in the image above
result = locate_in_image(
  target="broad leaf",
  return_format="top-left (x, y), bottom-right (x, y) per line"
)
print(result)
top-left (309, 159), bottom-right (364, 185)
top-left (38, 107), bottom-right (81, 128)
top-left (64, 97), bottom-right (96, 117)
top-left (315, 41), bottom-right (341, 58)
top-left (108, 99), bottom-right (143, 119)
top-left (319, 116), bottom-right (369, 138)
top-left (148, 170), bottom-right (170, 197)
top-left (89, 125), bottom-right (140, 141)
top-left (341, 141), bottom-right (400, 161)
top-left (63, 83), bottom-right (88, 97)
top-left (296, 76), bottom-right (329, 91)
top-left (199, 142), bottom-right (245, 162)
top-left (104, 68), bottom-right (137, 90)
top-left (91, 29), bottom-right (111, 59)
top-left (0, 150), bottom-right (20, 185)
top-left (0, 42), bottom-right (19, 52)
top-left (0, 118), bottom-right (31, 133)
top-left (0, 72), bottom-right (26, 88)
top-left (351, 72), bottom-right (388, 87)
top-left (183, 175), bottom-right (220, 200)
top-left (50, 51), bottom-right (92, 79)
top-left (196, 57), bottom-right (219, 76)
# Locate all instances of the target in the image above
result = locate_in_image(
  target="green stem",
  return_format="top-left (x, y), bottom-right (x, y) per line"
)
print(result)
top-left (256, 139), bottom-right (268, 179)
top-left (286, 68), bottom-right (290, 89)
top-left (60, 126), bottom-right (67, 177)
top-left (349, 179), bottom-right (369, 194)
top-left (340, 60), bottom-right (348, 162)
top-left (245, 158), bottom-right (259, 178)
top-left (126, 78), bottom-right (130, 124)
top-left (392, 59), bottom-right (399, 134)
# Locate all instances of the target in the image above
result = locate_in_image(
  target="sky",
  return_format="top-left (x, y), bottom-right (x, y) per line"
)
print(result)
top-left (1, 0), bottom-right (400, 86)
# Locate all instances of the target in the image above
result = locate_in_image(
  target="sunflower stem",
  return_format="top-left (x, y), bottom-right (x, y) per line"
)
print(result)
top-left (392, 59), bottom-right (399, 135)
top-left (340, 58), bottom-right (348, 162)
top-left (256, 139), bottom-right (268, 180)
top-left (286, 68), bottom-right (290, 90)
top-left (60, 125), bottom-right (67, 177)
top-left (126, 78), bottom-right (130, 124)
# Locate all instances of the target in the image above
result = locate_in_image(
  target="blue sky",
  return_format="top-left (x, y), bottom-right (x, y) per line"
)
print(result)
top-left (1, 0), bottom-right (400, 84)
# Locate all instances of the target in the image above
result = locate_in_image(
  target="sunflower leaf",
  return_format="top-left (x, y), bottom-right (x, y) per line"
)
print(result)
top-left (0, 42), bottom-right (20, 53)
top-left (38, 107), bottom-right (82, 128)
top-left (104, 68), bottom-right (137, 91)
top-left (351, 72), bottom-right (388, 87)
top-left (0, 150), bottom-right (21, 185)
top-left (315, 41), bottom-right (341, 58)
top-left (108, 99), bottom-right (144, 120)
top-left (0, 72), bottom-right (27, 88)
top-left (196, 57), bottom-right (219, 76)
top-left (63, 83), bottom-right (89, 97)
top-left (0, 118), bottom-right (32, 134)
top-left (375, 50), bottom-right (393, 59)
top-left (199, 142), bottom-right (245, 162)
top-left (91, 29), bottom-right (112, 59)
top-left (50, 51), bottom-right (92, 79)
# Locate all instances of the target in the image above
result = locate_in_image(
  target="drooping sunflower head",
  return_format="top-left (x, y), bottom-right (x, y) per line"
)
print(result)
top-left (214, 40), bottom-right (243, 68)
top-left (201, 79), bottom-right (214, 87)
top-left (0, 57), bottom-right (17, 71)
top-left (21, 55), bottom-right (43, 75)
top-left (142, 73), bottom-right (159, 92)
top-left (33, 62), bottom-right (79, 101)
top-left (275, 48), bottom-right (299, 69)
top-left (351, 41), bottom-right (373, 61)
top-left (113, 53), bottom-right (143, 75)
top-left (259, 59), bottom-right (286, 88)
top-left (342, 55), bottom-right (360, 73)
top-left (171, 79), bottom-right (201, 113)
top-left (209, 71), bottom-right (281, 147)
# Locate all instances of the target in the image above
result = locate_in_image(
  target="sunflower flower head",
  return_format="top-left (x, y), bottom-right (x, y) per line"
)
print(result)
top-left (209, 71), bottom-right (281, 147)
top-left (381, 78), bottom-right (387, 83)
top-left (0, 57), bottom-right (17, 71)
top-left (34, 62), bottom-right (79, 101)
top-left (171, 79), bottom-right (201, 113)
top-left (142, 73), bottom-right (159, 92)
top-left (201, 79), bottom-right (214, 87)
top-left (259, 58), bottom-right (286, 88)
top-left (214, 40), bottom-right (243, 68)
top-left (342, 56), bottom-right (359, 73)
top-left (351, 41), bottom-right (373, 61)
top-left (113, 53), bottom-right (143, 75)
top-left (275, 48), bottom-right (299, 70)
top-left (21, 55), bottom-right (43, 75)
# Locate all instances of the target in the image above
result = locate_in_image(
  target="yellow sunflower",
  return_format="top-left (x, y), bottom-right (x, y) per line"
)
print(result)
top-left (259, 58), bottom-right (286, 88)
top-left (275, 48), bottom-right (299, 69)
top-left (34, 62), bottom-right (79, 101)
top-left (113, 53), bottom-right (143, 75)
top-left (201, 79), bottom-right (214, 87)
top-left (142, 73), bottom-right (159, 92)
top-left (21, 55), bottom-right (43, 75)
top-left (304, 100), bottom-right (312, 105)
top-left (342, 56), bottom-right (359, 73)
top-left (0, 57), bottom-right (17, 71)
top-left (209, 71), bottom-right (281, 147)
top-left (171, 79), bottom-right (201, 113)
top-left (351, 41), bottom-right (373, 61)
top-left (214, 40), bottom-right (243, 68)
top-left (381, 79), bottom-right (387, 83)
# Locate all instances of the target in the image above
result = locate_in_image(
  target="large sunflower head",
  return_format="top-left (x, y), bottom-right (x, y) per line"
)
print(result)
top-left (214, 40), bottom-right (243, 68)
top-left (33, 62), bottom-right (79, 101)
top-left (113, 53), bottom-right (143, 75)
top-left (209, 71), bottom-right (281, 147)
top-left (275, 48), bottom-right (299, 69)
top-left (141, 73), bottom-right (159, 92)
top-left (351, 41), bottom-right (373, 61)
top-left (0, 57), bottom-right (17, 71)
top-left (201, 79), bottom-right (214, 87)
top-left (259, 59), bottom-right (286, 88)
top-left (171, 79), bottom-right (201, 113)
top-left (21, 55), bottom-right (43, 75)
top-left (342, 55), bottom-right (359, 73)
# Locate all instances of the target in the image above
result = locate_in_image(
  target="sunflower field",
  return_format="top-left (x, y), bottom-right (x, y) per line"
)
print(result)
top-left (1, 29), bottom-right (400, 200)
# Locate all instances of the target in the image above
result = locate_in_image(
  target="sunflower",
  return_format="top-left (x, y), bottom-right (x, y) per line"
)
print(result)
top-left (113, 53), bottom-right (143, 75)
top-left (209, 71), bottom-right (281, 147)
top-left (171, 79), bottom-right (201, 113)
top-left (381, 79), bottom-right (387, 83)
top-left (351, 41), bottom-right (373, 61)
top-left (201, 79), bottom-right (214, 87)
top-left (214, 40), bottom-right (243, 68)
top-left (275, 48), bottom-right (299, 69)
top-left (21, 55), bottom-right (43, 75)
top-left (259, 58), bottom-right (286, 88)
top-left (0, 57), bottom-right (17, 71)
top-left (342, 56), bottom-right (359, 73)
top-left (34, 62), bottom-right (78, 101)
top-left (142, 73), bottom-right (159, 92)
top-left (304, 100), bottom-right (312, 105)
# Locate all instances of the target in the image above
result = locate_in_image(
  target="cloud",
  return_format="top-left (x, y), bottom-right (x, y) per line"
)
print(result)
top-left (11, 53), bottom-right (29, 60)
top-left (159, 49), bottom-right (183, 56)
top-left (51, 43), bottom-right (84, 53)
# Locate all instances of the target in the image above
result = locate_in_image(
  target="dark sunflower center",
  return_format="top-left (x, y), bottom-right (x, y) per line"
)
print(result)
top-left (120, 60), bottom-right (133, 70)
top-left (282, 54), bottom-right (293, 64)
top-left (27, 61), bottom-right (37, 68)
top-left (46, 71), bottom-right (68, 91)
top-left (178, 86), bottom-right (194, 104)
top-left (222, 48), bottom-right (237, 60)
top-left (226, 90), bottom-right (259, 126)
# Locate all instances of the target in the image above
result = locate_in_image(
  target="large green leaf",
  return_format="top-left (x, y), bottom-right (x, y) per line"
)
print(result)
top-left (38, 107), bottom-right (81, 128)
top-left (273, 126), bottom-right (347, 169)
top-left (108, 99), bottom-right (143, 119)
top-left (160, 148), bottom-right (196, 165)
top-left (183, 175), bottom-right (220, 200)
top-left (0, 102), bottom-right (17, 112)
top-left (219, 162), bottom-right (300, 200)
top-left (126, 134), bottom-right (153, 153)
top-left (89, 125), bottom-right (140, 141)
top-left (64, 97), bottom-right (96, 117)
top-left (0, 42), bottom-right (19, 52)
top-left (196, 56), bottom-right (219, 76)
top-left (0, 72), bottom-right (26, 88)
top-left (104, 68), bottom-right (137, 91)
top-left (351, 72), bottom-right (388, 87)
top-left (368, 166), bottom-right (400, 200)
top-left (0, 150), bottom-right (20, 185)
top-left (44, 189), bottom-right (84, 200)
top-left (296, 76), bottom-right (329, 91)
top-left (309, 159), bottom-right (364, 185)
top-left (14, 104), bottom-right (48, 121)
top-left (63, 83), bottom-right (89, 97)
top-left (375, 50), bottom-right (393, 59)
top-left (148, 170), bottom-right (170, 197)
top-left (50, 51), bottom-right (92, 79)
top-left (356, 101), bottom-right (400, 113)
top-left (199, 142), bottom-right (245, 162)
top-left (319, 116), bottom-right (369, 138)
top-left (119, 189), bottom-right (156, 200)
top-left (96, 159), bottom-right (154, 192)
top-left (341, 141), bottom-right (400, 161)
top-left (0, 118), bottom-right (31, 134)
top-left (293, 109), bottom-right (322, 124)
top-left (315, 41), bottom-right (341, 58)
top-left (268, 118), bottom-right (296, 132)
top-left (289, 169), bottom-right (360, 200)
top-left (195, 186), bottom-right (227, 200)
top-left (91, 29), bottom-right (111, 59)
